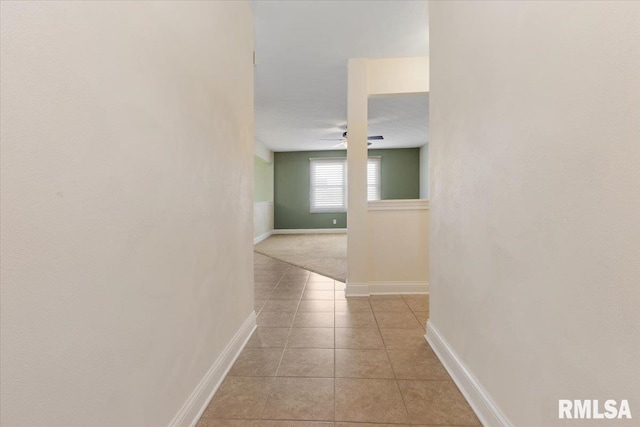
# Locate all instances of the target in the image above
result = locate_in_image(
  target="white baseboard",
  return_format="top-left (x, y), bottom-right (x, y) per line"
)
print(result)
top-left (168, 311), bottom-right (257, 427)
top-left (369, 281), bottom-right (429, 295)
top-left (426, 321), bottom-right (512, 427)
top-left (253, 230), bottom-right (273, 244)
top-left (346, 281), bottom-right (429, 297)
top-left (272, 228), bottom-right (347, 235)
top-left (345, 283), bottom-right (370, 297)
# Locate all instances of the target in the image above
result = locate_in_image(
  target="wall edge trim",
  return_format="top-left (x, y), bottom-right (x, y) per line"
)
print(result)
top-left (426, 321), bottom-right (512, 427)
top-left (168, 311), bottom-right (257, 427)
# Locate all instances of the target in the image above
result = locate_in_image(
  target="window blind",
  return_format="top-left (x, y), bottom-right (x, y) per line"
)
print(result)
top-left (310, 158), bottom-right (347, 212)
top-left (367, 157), bottom-right (381, 201)
top-left (309, 156), bottom-right (381, 213)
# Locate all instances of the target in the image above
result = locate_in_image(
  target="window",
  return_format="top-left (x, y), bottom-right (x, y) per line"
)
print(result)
top-left (310, 157), bottom-right (381, 213)
top-left (310, 158), bottom-right (348, 212)
top-left (367, 156), bottom-right (381, 201)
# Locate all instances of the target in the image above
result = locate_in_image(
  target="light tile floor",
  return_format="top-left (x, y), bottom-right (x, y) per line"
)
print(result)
top-left (196, 253), bottom-right (480, 427)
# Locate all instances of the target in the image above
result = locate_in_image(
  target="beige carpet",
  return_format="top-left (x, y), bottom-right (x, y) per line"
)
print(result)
top-left (254, 234), bottom-right (347, 282)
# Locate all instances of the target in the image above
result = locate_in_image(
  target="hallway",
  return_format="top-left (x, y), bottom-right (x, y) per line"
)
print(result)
top-left (196, 253), bottom-right (479, 426)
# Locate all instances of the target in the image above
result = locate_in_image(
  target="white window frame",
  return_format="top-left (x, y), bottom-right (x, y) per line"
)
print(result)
top-left (309, 156), bottom-right (381, 213)
top-left (309, 157), bottom-right (348, 213)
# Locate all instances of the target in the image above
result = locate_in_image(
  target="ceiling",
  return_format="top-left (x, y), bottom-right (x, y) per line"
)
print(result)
top-left (252, 1), bottom-right (429, 152)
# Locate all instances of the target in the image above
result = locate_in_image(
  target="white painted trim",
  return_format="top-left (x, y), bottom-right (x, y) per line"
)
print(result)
top-left (272, 228), bottom-right (347, 235)
top-left (369, 281), bottom-right (429, 294)
top-left (345, 282), bottom-right (370, 297)
top-left (426, 321), bottom-right (512, 427)
top-left (368, 199), bottom-right (429, 211)
top-left (253, 231), bottom-right (273, 245)
top-left (346, 281), bottom-right (429, 297)
top-left (254, 200), bottom-right (274, 206)
top-left (168, 311), bottom-right (257, 427)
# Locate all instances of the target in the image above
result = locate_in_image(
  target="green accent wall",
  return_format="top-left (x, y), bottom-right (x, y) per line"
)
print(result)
top-left (371, 148), bottom-right (421, 200)
top-left (274, 148), bottom-right (420, 229)
top-left (254, 156), bottom-right (273, 202)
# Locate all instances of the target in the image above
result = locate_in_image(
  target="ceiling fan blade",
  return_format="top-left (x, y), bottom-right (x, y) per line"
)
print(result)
top-left (332, 142), bottom-right (346, 148)
top-left (319, 138), bottom-right (344, 141)
top-left (342, 131), bottom-right (384, 141)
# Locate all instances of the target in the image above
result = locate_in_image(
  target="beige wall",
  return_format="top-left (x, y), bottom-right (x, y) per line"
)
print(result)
top-left (429, 1), bottom-right (640, 426)
top-left (0, 2), bottom-right (254, 426)
top-left (347, 58), bottom-right (430, 296)
top-left (366, 203), bottom-right (429, 292)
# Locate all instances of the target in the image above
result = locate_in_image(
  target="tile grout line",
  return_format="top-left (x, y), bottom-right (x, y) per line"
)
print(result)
top-left (257, 262), bottom-right (291, 421)
top-left (261, 266), bottom-right (313, 421)
top-left (273, 265), bottom-right (307, 377)
top-left (403, 294), bottom-right (429, 330)
top-left (243, 254), bottom-right (289, 422)
top-left (254, 262), bottom-right (290, 315)
top-left (375, 296), bottom-right (413, 424)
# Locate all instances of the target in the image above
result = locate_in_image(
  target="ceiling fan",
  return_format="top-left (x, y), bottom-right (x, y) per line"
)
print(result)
top-left (321, 131), bottom-right (384, 148)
